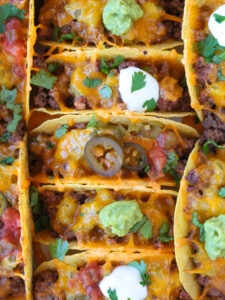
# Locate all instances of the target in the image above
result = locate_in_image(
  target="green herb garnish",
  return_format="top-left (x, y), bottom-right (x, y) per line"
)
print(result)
top-left (163, 152), bottom-right (180, 185)
top-left (48, 63), bottom-right (59, 73)
top-left (158, 222), bottom-right (174, 242)
top-left (83, 77), bottom-right (102, 88)
top-left (107, 288), bottom-right (118, 300)
top-left (196, 35), bottom-right (225, 63)
top-left (214, 13), bottom-right (225, 24)
top-left (192, 212), bottom-right (205, 242)
top-left (0, 4), bottom-right (25, 33)
top-left (218, 187), bottom-right (225, 197)
top-left (58, 33), bottom-right (75, 43)
top-left (49, 238), bottom-right (69, 260)
top-left (86, 114), bottom-right (98, 128)
top-left (0, 156), bottom-right (14, 165)
top-left (130, 216), bottom-right (152, 239)
top-left (202, 140), bottom-right (224, 154)
top-left (128, 260), bottom-right (151, 286)
top-left (142, 98), bottom-right (157, 112)
top-left (31, 70), bottom-right (57, 89)
top-left (100, 55), bottom-right (125, 75)
top-left (131, 71), bottom-right (146, 93)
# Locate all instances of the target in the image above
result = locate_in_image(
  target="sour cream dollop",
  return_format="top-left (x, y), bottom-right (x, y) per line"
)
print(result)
top-left (118, 66), bottom-right (159, 112)
top-left (99, 265), bottom-right (147, 300)
top-left (208, 4), bottom-right (225, 47)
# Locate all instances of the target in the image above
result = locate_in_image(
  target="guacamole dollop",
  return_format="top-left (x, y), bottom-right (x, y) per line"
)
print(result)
top-left (102, 0), bottom-right (143, 36)
top-left (204, 214), bottom-right (225, 260)
top-left (99, 200), bottom-right (143, 237)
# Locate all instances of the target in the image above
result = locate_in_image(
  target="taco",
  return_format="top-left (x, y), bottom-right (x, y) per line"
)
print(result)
top-left (36, 0), bottom-right (183, 48)
top-left (174, 140), bottom-right (225, 299)
top-left (0, 138), bottom-right (32, 299)
top-left (30, 47), bottom-right (194, 117)
top-left (28, 113), bottom-right (198, 189)
top-left (183, 0), bottom-right (225, 123)
top-left (33, 250), bottom-right (190, 299)
top-left (30, 184), bottom-right (178, 252)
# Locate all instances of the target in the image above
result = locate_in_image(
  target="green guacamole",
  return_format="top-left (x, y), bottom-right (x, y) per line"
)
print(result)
top-left (102, 0), bottom-right (143, 36)
top-left (99, 200), bottom-right (143, 237)
top-left (204, 214), bottom-right (225, 260)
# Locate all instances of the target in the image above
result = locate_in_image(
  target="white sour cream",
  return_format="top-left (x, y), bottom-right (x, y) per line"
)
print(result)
top-left (118, 66), bottom-right (159, 112)
top-left (208, 4), bottom-right (225, 47)
top-left (99, 265), bottom-right (147, 300)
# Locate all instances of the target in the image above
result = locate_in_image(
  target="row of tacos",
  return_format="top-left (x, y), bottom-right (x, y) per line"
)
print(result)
top-left (2, 0), bottom-right (225, 299)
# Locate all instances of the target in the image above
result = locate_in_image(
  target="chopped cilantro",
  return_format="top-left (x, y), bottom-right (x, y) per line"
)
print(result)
top-left (214, 13), bottom-right (225, 24)
top-left (130, 216), bottom-right (152, 239)
top-left (196, 35), bottom-right (224, 63)
top-left (49, 238), bottom-right (69, 260)
top-left (218, 187), bottom-right (225, 197)
top-left (99, 84), bottom-right (112, 99)
top-left (0, 86), bottom-right (17, 109)
top-left (192, 212), bottom-right (205, 242)
top-left (202, 140), bottom-right (224, 154)
top-left (53, 27), bottom-right (60, 41)
top-left (83, 77), bottom-right (102, 88)
top-left (100, 55), bottom-right (125, 75)
top-left (6, 104), bottom-right (23, 133)
top-left (30, 185), bottom-right (41, 214)
top-left (86, 115), bottom-right (98, 128)
top-left (217, 67), bottom-right (225, 81)
top-left (0, 132), bottom-right (11, 142)
top-left (48, 63), bottom-right (59, 73)
top-left (55, 124), bottom-right (68, 138)
top-left (0, 4), bottom-right (25, 33)
top-left (180, 77), bottom-right (187, 87)
top-left (212, 51), bottom-right (225, 64)
top-left (128, 260), bottom-right (151, 286)
top-left (131, 71), bottom-right (146, 93)
top-left (0, 156), bottom-right (14, 165)
top-left (30, 70), bottom-right (57, 90)
top-left (107, 288), bottom-right (118, 300)
top-left (34, 215), bottom-right (49, 232)
top-left (58, 33), bottom-right (75, 43)
top-left (142, 98), bottom-right (157, 112)
top-left (163, 152), bottom-right (180, 185)
top-left (144, 164), bottom-right (150, 173)
top-left (46, 141), bottom-right (54, 149)
top-left (158, 222), bottom-right (174, 242)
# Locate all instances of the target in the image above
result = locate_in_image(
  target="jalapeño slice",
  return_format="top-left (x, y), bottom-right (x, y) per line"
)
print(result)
top-left (84, 135), bottom-right (124, 177)
top-left (123, 142), bottom-right (147, 171)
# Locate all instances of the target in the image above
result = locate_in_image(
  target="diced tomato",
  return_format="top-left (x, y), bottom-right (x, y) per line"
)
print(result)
top-left (2, 17), bottom-right (26, 72)
top-left (77, 261), bottom-right (102, 288)
top-left (76, 261), bottom-right (104, 299)
top-left (156, 131), bottom-right (178, 150)
top-left (147, 145), bottom-right (167, 179)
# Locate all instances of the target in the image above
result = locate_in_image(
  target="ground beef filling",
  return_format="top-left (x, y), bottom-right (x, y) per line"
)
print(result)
top-left (34, 270), bottom-right (59, 300)
top-left (0, 276), bottom-right (25, 297)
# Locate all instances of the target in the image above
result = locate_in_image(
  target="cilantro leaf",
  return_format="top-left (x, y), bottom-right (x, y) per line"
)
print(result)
top-left (83, 77), bottom-right (102, 88)
top-left (196, 35), bottom-right (225, 63)
top-left (192, 212), bottom-right (205, 242)
top-left (142, 98), bottom-right (157, 112)
top-left (158, 222), bottom-right (174, 242)
top-left (202, 140), bottom-right (224, 154)
top-left (218, 187), bottom-right (225, 197)
top-left (99, 84), bottom-right (112, 99)
top-left (163, 152), bottom-right (180, 185)
top-left (128, 260), bottom-right (151, 286)
top-left (100, 56), bottom-right (124, 75)
top-left (86, 115), bottom-right (98, 128)
top-left (55, 124), bottom-right (68, 138)
top-left (130, 216), bottom-right (152, 239)
top-left (53, 27), bottom-right (60, 41)
top-left (107, 288), bottom-right (118, 300)
top-left (49, 238), bottom-right (69, 260)
top-left (214, 13), bottom-right (225, 24)
top-left (31, 70), bottom-right (57, 90)
top-left (0, 4), bottom-right (25, 33)
top-left (48, 63), bottom-right (59, 73)
top-left (29, 185), bottom-right (40, 214)
top-left (6, 104), bottom-right (23, 133)
top-left (144, 164), bottom-right (150, 173)
top-left (0, 132), bottom-right (11, 142)
top-left (0, 156), bottom-right (14, 165)
top-left (34, 215), bottom-right (49, 232)
top-left (131, 71), bottom-right (146, 93)
top-left (0, 86), bottom-right (17, 109)
top-left (212, 51), bottom-right (225, 64)
top-left (218, 67), bottom-right (225, 81)
top-left (58, 33), bottom-right (75, 43)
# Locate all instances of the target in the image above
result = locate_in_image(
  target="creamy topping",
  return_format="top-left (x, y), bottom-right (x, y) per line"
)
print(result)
top-left (208, 4), bottom-right (225, 47)
top-left (99, 265), bottom-right (147, 300)
top-left (119, 66), bottom-right (159, 112)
